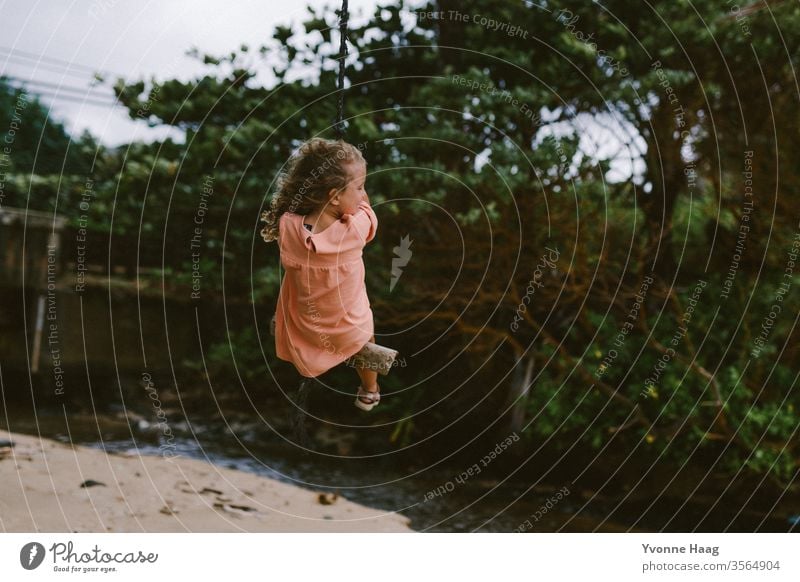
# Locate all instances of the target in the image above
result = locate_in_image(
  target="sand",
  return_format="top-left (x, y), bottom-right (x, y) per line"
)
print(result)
top-left (0, 430), bottom-right (414, 532)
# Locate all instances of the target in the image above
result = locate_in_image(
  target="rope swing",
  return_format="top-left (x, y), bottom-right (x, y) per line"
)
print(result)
top-left (279, 0), bottom-right (400, 446)
top-left (333, 0), bottom-right (349, 139)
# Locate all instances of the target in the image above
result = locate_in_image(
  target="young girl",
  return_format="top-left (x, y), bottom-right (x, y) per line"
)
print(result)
top-left (260, 138), bottom-right (381, 411)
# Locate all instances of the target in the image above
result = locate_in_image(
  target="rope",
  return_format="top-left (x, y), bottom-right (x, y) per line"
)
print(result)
top-left (290, 378), bottom-right (314, 450)
top-left (334, 0), bottom-right (349, 139)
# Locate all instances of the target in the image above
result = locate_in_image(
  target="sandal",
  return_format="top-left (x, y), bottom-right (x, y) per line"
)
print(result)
top-left (355, 386), bottom-right (380, 411)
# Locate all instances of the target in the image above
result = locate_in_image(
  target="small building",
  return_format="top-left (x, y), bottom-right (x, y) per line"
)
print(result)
top-left (0, 206), bottom-right (67, 373)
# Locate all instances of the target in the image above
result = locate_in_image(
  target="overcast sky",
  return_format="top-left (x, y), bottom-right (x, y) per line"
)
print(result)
top-left (1, 0), bottom-right (640, 182)
top-left (0, 0), bottom-right (387, 146)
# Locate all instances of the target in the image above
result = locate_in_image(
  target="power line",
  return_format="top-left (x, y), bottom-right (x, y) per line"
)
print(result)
top-left (3, 75), bottom-right (117, 100)
top-left (0, 45), bottom-right (125, 79)
top-left (3, 85), bottom-right (121, 108)
top-left (0, 54), bottom-right (106, 80)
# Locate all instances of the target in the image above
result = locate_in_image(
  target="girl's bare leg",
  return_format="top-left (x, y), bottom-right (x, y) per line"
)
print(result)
top-left (355, 335), bottom-right (378, 393)
top-left (356, 366), bottom-right (378, 391)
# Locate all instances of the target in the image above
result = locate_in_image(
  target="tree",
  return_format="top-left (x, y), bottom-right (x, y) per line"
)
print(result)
top-left (91, 0), bottom-right (799, 483)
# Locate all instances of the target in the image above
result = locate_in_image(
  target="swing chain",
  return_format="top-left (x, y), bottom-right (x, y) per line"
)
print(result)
top-left (334, 0), bottom-right (349, 139)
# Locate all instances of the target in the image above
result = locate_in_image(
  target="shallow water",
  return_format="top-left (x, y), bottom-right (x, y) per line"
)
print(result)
top-left (2, 406), bottom-right (618, 531)
top-left (82, 426), bottom-right (587, 532)
top-left (3, 405), bottom-right (795, 532)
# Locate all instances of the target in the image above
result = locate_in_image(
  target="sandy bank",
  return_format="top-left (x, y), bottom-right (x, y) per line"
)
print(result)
top-left (0, 430), bottom-right (414, 532)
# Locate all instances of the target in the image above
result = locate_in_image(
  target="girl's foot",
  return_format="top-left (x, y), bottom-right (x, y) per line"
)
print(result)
top-left (355, 385), bottom-right (380, 411)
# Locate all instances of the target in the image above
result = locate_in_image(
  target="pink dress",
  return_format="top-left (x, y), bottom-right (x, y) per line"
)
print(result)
top-left (275, 200), bottom-right (378, 377)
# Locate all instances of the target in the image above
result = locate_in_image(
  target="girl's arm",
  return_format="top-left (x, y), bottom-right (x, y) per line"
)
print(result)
top-left (352, 196), bottom-right (377, 243)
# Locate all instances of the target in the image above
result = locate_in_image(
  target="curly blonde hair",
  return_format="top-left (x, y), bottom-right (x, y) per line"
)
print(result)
top-left (259, 138), bottom-right (366, 243)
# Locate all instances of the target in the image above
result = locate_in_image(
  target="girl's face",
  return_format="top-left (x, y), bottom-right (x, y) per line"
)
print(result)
top-left (330, 160), bottom-right (366, 216)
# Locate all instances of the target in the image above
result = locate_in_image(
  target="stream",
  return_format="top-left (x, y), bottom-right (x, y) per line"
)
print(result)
top-left (3, 400), bottom-right (795, 533)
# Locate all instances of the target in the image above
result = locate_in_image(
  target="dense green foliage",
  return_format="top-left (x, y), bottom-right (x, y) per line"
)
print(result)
top-left (4, 1), bottom-right (798, 486)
